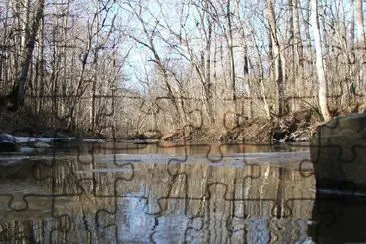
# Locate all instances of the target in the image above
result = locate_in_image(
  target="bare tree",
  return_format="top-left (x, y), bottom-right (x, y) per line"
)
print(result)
top-left (10, 0), bottom-right (45, 110)
top-left (1, 0), bottom-right (364, 138)
top-left (123, 0), bottom-right (187, 127)
top-left (187, 0), bottom-right (216, 125)
top-left (355, 0), bottom-right (365, 47)
top-left (266, 0), bottom-right (285, 116)
top-left (311, 0), bottom-right (331, 121)
top-left (290, 0), bottom-right (303, 111)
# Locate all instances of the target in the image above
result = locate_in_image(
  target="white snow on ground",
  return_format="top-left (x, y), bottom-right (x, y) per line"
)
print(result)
top-left (2, 134), bottom-right (104, 143)
top-left (14, 136), bottom-right (75, 143)
top-left (82, 138), bottom-right (105, 143)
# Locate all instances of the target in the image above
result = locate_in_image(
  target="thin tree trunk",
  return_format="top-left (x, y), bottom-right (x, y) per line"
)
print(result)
top-left (354, 0), bottom-right (365, 103)
top-left (10, 0), bottom-right (45, 110)
top-left (291, 0), bottom-right (303, 111)
top-left (204, 4), bottom-right (215, 125)
top-left (355, 0), bottom-right (365, 47)
top-left (266, 0), bottom-right (285, 116)
top-left (226, 0), bottom-right (238, 125)
top-left (311, 0), bottom-right (331, 121)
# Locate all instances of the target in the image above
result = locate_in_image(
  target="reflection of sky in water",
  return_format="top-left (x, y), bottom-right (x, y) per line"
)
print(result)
top-left (117, 195), bottom-right (275, 243)
top-left (118, 196), bottom-right (157, 242)
top-left (114, 195), bottom-right (312, 243)
top-left (0, 142), bottom-right (351, 243)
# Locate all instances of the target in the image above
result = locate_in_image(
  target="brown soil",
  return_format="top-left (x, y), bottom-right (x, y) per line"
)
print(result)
top-left (152, 109), bottom-right (322, 143)
top-left (220, 110), bottom-right (322, 142)
top-left (0, 107), bottom-right (331, 143)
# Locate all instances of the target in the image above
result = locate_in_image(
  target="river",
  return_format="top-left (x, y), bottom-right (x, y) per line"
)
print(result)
top-left (0, 141), bottom-right (364, 243)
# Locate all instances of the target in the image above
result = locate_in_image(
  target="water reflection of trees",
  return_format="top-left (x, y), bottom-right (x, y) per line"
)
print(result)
top-left (0, 154), bottom-right (315, 243)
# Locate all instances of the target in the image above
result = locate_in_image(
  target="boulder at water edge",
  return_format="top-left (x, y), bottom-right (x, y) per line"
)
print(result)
top-left (311, 113), bottom-right (366, 192)
top-left (0, 134), bottom-right (19, 152)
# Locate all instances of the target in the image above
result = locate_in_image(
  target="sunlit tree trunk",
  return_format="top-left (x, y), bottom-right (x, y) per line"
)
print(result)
top-left (355, 0), bottom-right (365, 47)
top-left (311, 0), bottom-right (331, 121)
top-left (354, 0), bottom-right (365, 104)
top-left (290, 0), bottom-right (303, 111)
top-left (200, 0), bottom-right (215, 125)
top-left (266, 0), bottom-right (285, 116)
top-left (226, 0), bottom-right (239, 125)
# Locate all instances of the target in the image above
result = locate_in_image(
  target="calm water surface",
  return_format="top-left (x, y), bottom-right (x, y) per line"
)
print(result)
top-left (0, 141), bottom-right (364, 243)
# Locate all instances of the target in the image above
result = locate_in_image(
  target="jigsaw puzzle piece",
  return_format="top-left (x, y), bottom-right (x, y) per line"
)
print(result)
top-left (308, 158), bottom-right (366, 244)
top-left (311, 114), bottom-right (366, 193)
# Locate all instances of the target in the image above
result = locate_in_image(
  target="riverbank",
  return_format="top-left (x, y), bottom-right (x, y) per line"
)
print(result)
top-left (138, 109), bottom-right (322, 143)
top-left (5, 106), bottom-right (363, 145)
top-left (0, 108), bottom-right (95, 138)
top-left (0, 108), bottom-right (104, 152)
top-left (0, 108), bottom-right (323, 145)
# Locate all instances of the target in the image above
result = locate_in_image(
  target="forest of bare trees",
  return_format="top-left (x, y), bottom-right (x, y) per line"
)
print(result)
top-left (0, 0), bottom-right (364, 138)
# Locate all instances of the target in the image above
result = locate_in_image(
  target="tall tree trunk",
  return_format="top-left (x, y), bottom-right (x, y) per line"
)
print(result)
top-left (354, 0), bottom-right (365, 103)
top-left (266, 0), bottom-right (285, 116)
top-left (203, 1), bottom-right (215, 125)
top-left (10, 0), bottom-right (45, 111)
top-left (303, 0), bottom-right (315, 101)
top-left (355, 0), bottom-right (365, 47)
top-left (291, 0), bottom-right (303, 111)
top-left (311, 0), bottom-right (331, 121)
top-left (226, 0), bottom-right (238, 125)
top-left (37, 15), bottom-right (45, 113)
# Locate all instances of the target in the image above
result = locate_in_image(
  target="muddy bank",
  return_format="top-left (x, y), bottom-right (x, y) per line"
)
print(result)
top-left (0, 108), bottom-right (102, 139)
top-left (0, 108), bottom-right (106, 152)
top-left (221, 110), bottom-right (319, 142)
top-left (138, 110), bottom-right (321, 143)
top-left (0, 108), bottom-right (325, 144)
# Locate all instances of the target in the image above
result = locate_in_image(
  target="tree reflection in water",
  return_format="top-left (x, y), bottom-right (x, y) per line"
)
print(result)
top-left (0, 142), bottom-right (317, 243)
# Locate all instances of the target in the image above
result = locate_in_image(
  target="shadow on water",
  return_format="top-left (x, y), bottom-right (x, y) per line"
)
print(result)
top-left (0, 142), bottom-right (316, 243)
top-left (308, 192), bottom-right (366, 244)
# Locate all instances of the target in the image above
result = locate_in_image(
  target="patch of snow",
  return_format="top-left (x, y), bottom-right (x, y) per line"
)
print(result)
top-left (82, 138), bottom-right (104, 143)
top-left (12, 136), bottom-right (75, 143)
top-left (14, 136), bottom-right (50, 143)
top-left (0, 134), bottom-right (17, 143)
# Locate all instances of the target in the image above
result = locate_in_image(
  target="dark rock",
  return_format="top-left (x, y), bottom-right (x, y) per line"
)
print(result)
top-left (272, 127), bottom-right (289, 142)
top-left (0, 134), bottom-right (19, 152)
top-left (129, 134), bottom-right (147, 140)
top-left (0, 142), bottom-right (19, 152)
top-left (309, 195), bottom-right (366, 243)
top-left (311, 113), bottom-right (366, 192)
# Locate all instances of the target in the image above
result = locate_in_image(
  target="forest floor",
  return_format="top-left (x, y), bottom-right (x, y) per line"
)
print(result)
top-left (0, 107), bottom-right (358, 144)
top-left (0, 108), bottom-right (89, 139)
top-left (161, 109), bottom-right (322, 143)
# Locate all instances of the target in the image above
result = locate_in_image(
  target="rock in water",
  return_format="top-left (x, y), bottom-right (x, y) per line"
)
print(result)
top-left (0, 134), bottom-right (19, 152)
top-left (0, 142), bottom-right (19, 152)
top-left (311, 113), bottom-right (366, 193)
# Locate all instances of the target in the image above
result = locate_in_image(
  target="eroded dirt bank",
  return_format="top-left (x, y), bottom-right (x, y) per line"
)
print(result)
top-left (0, 108), bottom-right (359, 143)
